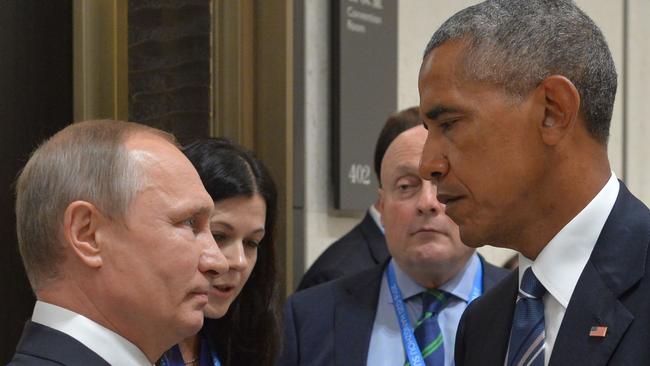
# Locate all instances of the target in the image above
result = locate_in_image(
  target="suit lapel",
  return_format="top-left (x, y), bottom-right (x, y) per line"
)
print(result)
top-left (334, 263), bottom-right (385, 366)
top-left (359, 212), bottom-right (389, 265)
top-left (456, 258), bottom-right (512, 366)
top-left (550, 182), bottom-right (649, 366)
top-left (476, 271), bottom-right (518, 365)
top-left (14, 321), bottom-right (111, 365)
top-left (549, 262), bottom-right (634, 366)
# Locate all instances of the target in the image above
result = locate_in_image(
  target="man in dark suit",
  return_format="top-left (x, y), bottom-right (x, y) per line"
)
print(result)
top-left (418, 1), bottom-right (650, 365)
top-left (10, 121), bottom-right (228, 365)
top-left (297, 207), bottom-right (387, 290)
top-left (298, 107), bottom-right (421, 291)
top-left (279, 123), bottom-right (509, 365)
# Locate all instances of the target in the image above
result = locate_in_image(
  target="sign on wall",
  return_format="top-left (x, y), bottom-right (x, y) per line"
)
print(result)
top-left (332, 0), bottom-right (397, 211)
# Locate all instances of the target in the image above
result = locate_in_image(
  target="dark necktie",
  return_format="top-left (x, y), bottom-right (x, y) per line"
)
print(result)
top-left (405, 289), bottom-right (449, 366)
top-left (507, 267), bottom-right (547, 366)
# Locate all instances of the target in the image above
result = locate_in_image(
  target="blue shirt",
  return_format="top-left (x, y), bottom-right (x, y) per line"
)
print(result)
top-left (367, 253), bottom-right (480, 366)
top-left (160, 334), bottom-right (221, 366)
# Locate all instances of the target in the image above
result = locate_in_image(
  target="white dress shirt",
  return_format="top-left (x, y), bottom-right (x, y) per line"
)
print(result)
top-left (367, 253), bottom-right (480, 366)
top-left (368, 204), bottom-right (384, 233)
top-left (32, 301), bottom-right (152, 366)
top-left (516, 173), bottom-right (619, 366)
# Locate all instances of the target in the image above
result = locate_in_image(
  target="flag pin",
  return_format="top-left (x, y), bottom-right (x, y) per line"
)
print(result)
top-left (589, 325), bottom-right (608, 337)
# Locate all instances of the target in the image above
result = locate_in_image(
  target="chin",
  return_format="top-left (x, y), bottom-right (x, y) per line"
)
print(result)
top-left (179, 312), bottom-right (206, 337)
top-left (458, 226), bottom-right (487, 248)
top-left (406, 246), bottom-right (449, 264)
top-left (204, 303), bottom-right (230, 319)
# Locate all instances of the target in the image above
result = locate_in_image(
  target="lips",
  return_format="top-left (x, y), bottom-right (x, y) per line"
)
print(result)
top-left (410, 225), bottom-right (446, 236)
top-left (210, 284), bottom-right (236, 299)
top-left (214, 284), bottom-right (234, 292)
top-left (190, 288), bottom-right (209, 304)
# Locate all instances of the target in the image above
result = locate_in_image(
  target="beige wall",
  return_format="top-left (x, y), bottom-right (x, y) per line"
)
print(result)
top-left (627, 0), bottom-right (650, 204)
top-left (302, 0), bottom-right (650, 271)
top-left (303, 1), bottom-right (359, 268)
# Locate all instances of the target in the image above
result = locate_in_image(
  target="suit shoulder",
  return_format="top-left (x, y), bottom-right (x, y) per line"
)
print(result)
top-left (11, 322), bottom-right (110, 366)
top-left (482, 260), bottom-right (510, 282)
top-left (290, 263), bottom-right (385, 311)
top-left (456, 270), bottom-right (517, 366)
top-left (313, 224), bottom-right (374, 264)
top-left (297, 224), bottom-right (380, 290)
top-left (9, 353), bottom-right (65, 365)
top-left (289, 278), bottom-right (339, 308)
top-left (467, 270), bottom-right (517, 319)
top-left (476, 255), bottom-right (511, 292)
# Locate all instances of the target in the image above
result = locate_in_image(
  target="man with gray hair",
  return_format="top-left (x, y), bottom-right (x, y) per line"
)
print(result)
top-left (9, 120), bottom-right (229, 365)
top-left (418, 1), bottom-right (650, 365)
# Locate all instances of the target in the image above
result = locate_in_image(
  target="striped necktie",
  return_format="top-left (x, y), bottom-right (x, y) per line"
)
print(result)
top-left (507, 267), bottom-right (547, 366)
top-left (405, 289), bottom-right (449, 366)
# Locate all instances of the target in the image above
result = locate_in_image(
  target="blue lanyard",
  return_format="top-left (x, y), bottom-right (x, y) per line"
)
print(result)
top-left (160, 337), bottom-right (221, 366)
top-left (468, 259), bottom-right (484, 303)
top-left (386, 258), bottom-right (483, 366)
top-left (208, 345), bottom-right (221, 366)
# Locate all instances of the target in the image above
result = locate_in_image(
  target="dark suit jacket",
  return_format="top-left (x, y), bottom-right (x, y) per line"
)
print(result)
top-left (455, 182), bottom-right (650, 366)
top-left (297, 211), bottom-right (388, 291)
top-left (9, 321), bottom-right (110, 365)
top-left (279, 256), bottom-right (509, 366)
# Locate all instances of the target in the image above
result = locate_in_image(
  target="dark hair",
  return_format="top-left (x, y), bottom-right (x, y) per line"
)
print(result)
top-left (182, 138), bottom-right (279, 366)
top-left (424, 0), bottom-right (617, 144)
top-left (373, 106), bottom-right (421, 185)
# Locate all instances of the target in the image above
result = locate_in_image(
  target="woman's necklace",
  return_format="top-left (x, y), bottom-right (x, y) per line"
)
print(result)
top-left (183, 358), bottom-right (198, 365)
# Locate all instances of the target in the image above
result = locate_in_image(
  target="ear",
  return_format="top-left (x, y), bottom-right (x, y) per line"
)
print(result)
top-left (63, 201), bottom-right (103, 268)
top-left (538, 75), bottom-right (581, 146)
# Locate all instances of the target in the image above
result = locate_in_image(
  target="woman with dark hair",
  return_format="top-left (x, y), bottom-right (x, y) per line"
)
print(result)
top-left (160, 138), bottom-right (279, 366)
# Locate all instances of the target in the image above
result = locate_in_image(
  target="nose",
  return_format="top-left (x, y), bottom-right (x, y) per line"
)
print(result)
top-left (198, 233), bottom-right (228, 277)
top-left (224, 240), bottom-right (248, 272)
top-left (416, 181), bottom-right (445, 215)
top-left (419, 133), bottom-right (449, 182)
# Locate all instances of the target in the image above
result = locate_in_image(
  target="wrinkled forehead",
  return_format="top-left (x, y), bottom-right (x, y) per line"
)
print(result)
top-left (380, 126), bottom-right (427, 182)
top-left (124, 133), bottom-right (210, 201)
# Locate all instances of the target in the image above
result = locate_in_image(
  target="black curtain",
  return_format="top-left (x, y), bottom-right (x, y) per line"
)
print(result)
top-left (0, 1), bottom-right (73, 362)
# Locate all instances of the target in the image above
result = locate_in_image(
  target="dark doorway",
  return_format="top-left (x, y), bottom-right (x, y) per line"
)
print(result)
top-left (0, 1), bottom-right (73, 362)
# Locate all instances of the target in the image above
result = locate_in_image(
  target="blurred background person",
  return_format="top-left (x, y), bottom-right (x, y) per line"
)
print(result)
top-left (160, 138), bottom-right (279, 366)
top-left (278, 122), bottom-right (509, 366)
top-left (297, 107), bottom-right (420, 291)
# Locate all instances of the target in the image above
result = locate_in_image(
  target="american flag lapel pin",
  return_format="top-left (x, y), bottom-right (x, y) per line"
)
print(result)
top-left (589, 325), bottom-right (608, 337)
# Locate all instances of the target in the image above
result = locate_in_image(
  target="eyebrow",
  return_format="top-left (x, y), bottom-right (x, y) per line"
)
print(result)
top-left (210, 221), bottom-right (266, 234)
top-left (392, 164), bottom-right (419, 178)
top-left (190, 205), bottom-right (213, 219)
top-left (425, 105), bottom-right (462, 120)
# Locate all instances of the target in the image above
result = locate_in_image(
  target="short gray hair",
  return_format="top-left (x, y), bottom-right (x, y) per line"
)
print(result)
top-left (15, 120), bottom-right (176, 290)
top-left (424, 0), bottom-right (617, 144)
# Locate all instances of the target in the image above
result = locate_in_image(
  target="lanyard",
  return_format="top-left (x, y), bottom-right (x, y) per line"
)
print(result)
top-left (207, 344), bottom-right (221, 366)
top-left (468, 258), bottom-right (484, 303)
top-left (160, 337), bottom-right (221, 366)
top-left (386, 258), bottom-right (483, 366)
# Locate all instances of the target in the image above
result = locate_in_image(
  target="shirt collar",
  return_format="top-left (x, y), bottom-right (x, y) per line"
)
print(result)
top-left (368, 204), bottom-right (384, 233)
top-left (32, 301), bottom-right (152, 366)
top-left (519, 172), bottom-right (619, 307)
top-left (388, 252), bottom-right (479, 303)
